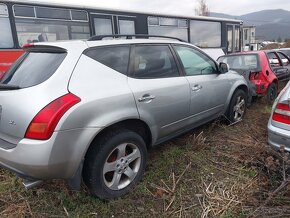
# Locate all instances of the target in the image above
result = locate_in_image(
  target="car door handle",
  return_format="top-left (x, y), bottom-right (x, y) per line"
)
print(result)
top-left (191, 85), bottom-right (202, 92)
top-left (138, 94), bottom-right (156, 102)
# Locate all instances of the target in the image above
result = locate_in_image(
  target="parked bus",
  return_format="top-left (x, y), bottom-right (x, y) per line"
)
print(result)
top-left (0, 0), bottom-right (243, 79)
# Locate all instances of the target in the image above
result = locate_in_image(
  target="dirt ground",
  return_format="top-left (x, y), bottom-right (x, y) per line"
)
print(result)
top-left (0, 97), bottom-right (290, 217)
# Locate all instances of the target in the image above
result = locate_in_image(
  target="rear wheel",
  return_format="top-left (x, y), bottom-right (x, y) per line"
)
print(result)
top-left (227, 89), bottom-right (246, 123)
top-left (83, 129), bottom-right (147, 199)
top-left (267, 82), bottom-right (277, 104)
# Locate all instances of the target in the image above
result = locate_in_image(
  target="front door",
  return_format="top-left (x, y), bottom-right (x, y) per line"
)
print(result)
top-left (268, 51), bottom-right (290, 81)
top-left (173, 45), bottom-right (231, 123)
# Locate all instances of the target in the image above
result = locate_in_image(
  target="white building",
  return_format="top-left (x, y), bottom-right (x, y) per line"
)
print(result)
top-left (242, 26), bottom-right (260, 51)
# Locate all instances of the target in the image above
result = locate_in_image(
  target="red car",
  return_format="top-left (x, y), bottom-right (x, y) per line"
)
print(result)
top-left (218, 50), bottom-right (290, 103)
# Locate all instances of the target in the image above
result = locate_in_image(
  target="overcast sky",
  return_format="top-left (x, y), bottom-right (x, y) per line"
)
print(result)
top-left (28, 0), bottom-right (290, 16)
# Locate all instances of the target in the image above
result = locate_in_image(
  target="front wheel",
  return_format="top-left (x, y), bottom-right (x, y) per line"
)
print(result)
top-left (83, 130), bottom-right (147, 199)
top-left (227, 89), bottom-right (247, 123)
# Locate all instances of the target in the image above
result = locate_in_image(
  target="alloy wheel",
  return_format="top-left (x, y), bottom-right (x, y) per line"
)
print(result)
top-left (233, 96), bottom-right (245, 121)
top-left (103, 143), bottom-right (141, 190)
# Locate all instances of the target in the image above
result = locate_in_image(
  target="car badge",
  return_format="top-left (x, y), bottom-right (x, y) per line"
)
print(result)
top-left (9, 120), bottom-right (16, 126)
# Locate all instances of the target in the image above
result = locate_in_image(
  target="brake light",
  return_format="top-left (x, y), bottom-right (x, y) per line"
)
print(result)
top-left (272, 103), bottom-right (290, 124)
top-left (249, 72), bottom-right (261, 80)
top-left (25, 93), bottom-right (81, 140)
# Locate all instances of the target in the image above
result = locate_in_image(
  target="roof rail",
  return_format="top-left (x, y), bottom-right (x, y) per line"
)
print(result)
top-left (87, 34), bottom-right (186, 42)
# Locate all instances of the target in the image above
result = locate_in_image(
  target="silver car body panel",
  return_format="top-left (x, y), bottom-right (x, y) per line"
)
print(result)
top-left (67, 55), bottom-right (139, 129)
top-left (268, 81), bottom-right (290, 151)
top-left (128, 76), bottom-right (190, 143)
top-left (0, 41), bottom-right (87, 141)
top-left (185, 74), bottom-right (231, 121)
top-left (0, 128), bottom-right (100, 179)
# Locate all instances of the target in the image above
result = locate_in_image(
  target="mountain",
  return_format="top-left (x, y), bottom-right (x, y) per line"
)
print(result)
top-left (210, 9), bottom-right (290, 41)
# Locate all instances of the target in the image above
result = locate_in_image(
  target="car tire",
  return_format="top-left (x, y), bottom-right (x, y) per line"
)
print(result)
top-left (83, 129), bottom-right (147, 199)
top-left (227, 89), bottom-right (247, 123)
top-left (267, 82), bottom-right (277, 104)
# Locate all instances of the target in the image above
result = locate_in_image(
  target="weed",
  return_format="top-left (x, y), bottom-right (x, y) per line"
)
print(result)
top-left (0, 98), bottom-right (290, 217)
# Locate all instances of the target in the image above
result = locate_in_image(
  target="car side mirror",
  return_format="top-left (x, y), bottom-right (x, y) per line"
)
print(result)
top-left (219, 62), bottom-right (229, 74)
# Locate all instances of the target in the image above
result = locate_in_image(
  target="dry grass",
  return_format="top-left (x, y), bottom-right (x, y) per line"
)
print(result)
top-left (0, 97), bottom-right (290, 217)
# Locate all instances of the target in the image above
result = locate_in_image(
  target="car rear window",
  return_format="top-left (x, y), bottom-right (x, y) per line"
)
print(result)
top-left (218, 54), bottom-right (259, 71)
top-left (1, 52), bottom-right (66, 88)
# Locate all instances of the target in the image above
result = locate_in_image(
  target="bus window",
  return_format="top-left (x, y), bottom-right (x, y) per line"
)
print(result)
top-left (190, 20), bottom-right (221, 48)
top-left (227, 26), bottom-right (233, 52)
top-left (13, 5), bottom-right (90, 46)
top-left (118, 19), bottom-right (135, 35)
top-left (148, 16), bottom-right (188, 42)
top-left (71, 25), bottom-right (90, 39)
top-left (0, 4), bottom-right (14, 48)
top-left (235, 26), bottom-right (240, 52)
top-left (15, 20), bottom-right (69, 46)
top-left (93, 17), bottom-right (113, 35)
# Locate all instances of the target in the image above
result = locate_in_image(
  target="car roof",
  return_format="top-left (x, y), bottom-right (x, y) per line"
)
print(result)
top-left (85, 38), bottom-right (191, 47)
top-left (218, 51), bottom-right (263, 59)
top-left (277, 48), bottom-right (290, 50)
top-left (26, 38), bottom-right (197, 51)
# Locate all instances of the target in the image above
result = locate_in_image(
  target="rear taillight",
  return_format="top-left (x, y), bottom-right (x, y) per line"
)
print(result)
top-left (272, 103), bottom-right (290, 124)
top-left (25, 93), bottom-right (81, 140)
top-left (249, 72), bottom-right (261, 80)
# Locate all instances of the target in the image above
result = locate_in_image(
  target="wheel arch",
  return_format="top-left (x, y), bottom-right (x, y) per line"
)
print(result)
top-left (88, 119), bottom-right (153, 153)
top-left (68, 118), bottom-right (152, 190)
top-left (224, 83), bottom-right (248, 114)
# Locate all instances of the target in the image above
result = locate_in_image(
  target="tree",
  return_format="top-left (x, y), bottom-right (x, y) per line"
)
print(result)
top-left (195, 0), bottom-right (210, 16)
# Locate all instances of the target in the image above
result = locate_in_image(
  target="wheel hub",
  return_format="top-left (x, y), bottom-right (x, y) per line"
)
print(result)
top-left (116, 158), bottom-right (129, 174)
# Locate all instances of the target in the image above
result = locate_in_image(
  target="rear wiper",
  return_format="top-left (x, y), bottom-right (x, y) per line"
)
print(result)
top-left (0, 84), bottom-right (20, 90)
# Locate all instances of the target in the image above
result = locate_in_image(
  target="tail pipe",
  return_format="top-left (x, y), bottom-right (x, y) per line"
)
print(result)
top-left (23, 179), bottom-right (43, 189)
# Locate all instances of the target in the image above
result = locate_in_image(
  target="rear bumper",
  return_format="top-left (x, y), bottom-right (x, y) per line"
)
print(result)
top-left (268, 120), bottom-right (290, 152)
top-left (0, 127), bottom-right (100, 180)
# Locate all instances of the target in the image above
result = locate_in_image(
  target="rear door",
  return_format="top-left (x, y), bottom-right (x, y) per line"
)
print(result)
top-left (173, 45), bottom-right (231, 123)
top-left (267, 51), bottom-right (290, 81)
top-left (276, 51), bottom-right (290, 81)
top-left (128, 44), bottom-right (190, 140)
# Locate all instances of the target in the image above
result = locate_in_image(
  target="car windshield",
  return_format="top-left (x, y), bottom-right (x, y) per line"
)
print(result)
top-left (218, 54), bottom-right (260, 71)
top-left (1, 51), bottom-right (66, 89)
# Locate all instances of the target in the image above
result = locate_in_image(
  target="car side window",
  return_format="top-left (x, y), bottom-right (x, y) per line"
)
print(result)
top-left (174, 46), bottom-right (218, 76)
top-left (84, 46), bottom-right (130, 75)
top-left (132, 45), bottom-right (179, 79)
top-left (267, 52), bottom-right (282, 67)
top-left (277, 52), bottom-right (290, 66)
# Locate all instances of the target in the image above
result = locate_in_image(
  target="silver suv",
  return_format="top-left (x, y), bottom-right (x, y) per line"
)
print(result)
top-left (0, 36), bottom-right (248, 199)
